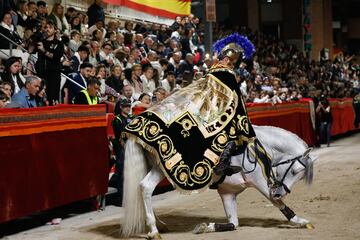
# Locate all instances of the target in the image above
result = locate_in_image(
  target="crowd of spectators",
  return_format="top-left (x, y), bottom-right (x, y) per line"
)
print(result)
top-left (0, 0), bottom-right (359, 110)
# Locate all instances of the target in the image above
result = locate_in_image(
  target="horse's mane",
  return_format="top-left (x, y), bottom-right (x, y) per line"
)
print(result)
top-left (254, 125), bottom-right (308, 165)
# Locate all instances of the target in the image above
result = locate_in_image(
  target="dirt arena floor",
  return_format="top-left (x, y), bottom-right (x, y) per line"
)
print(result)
top-left (2, 131), bottom-right (360, 240)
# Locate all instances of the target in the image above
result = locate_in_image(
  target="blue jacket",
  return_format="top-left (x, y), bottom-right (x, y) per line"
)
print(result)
top-left (64, 73), bottom-right (87, 103)
top-left (11, 88), bottom-right (37, 108)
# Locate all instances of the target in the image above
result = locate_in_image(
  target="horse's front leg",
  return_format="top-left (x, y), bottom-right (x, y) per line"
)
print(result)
top-left (140, 166), bottom-right (165, 239)
top-left (271, 198), bottom-right (314, 229)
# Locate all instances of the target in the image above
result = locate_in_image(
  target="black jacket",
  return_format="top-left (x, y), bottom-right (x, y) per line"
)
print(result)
top-left (35, 38), bottom-right (64, 77)
top-left (0, 25), bottom-right (22, 49)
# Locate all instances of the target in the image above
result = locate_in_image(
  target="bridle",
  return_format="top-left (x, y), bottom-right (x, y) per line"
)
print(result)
top-left (271, 155), bottom-right (307, 194)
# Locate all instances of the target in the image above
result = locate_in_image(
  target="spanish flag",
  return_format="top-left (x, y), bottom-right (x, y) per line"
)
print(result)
top-left (104, 0), bottom-right (191, 19)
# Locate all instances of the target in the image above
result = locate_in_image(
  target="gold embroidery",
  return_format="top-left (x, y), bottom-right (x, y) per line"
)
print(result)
top-left (165, 152), bottom-right (182, 170)
top-left (211, 131), bottom-right (228, 152)
top-left (237, 115), bottom-right (250, 134)
top-left (204, 148), bottom-right (220, 165)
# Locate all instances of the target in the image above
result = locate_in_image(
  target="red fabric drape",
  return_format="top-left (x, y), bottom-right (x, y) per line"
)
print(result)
top-left (0, 106), bottom-right (108, 224)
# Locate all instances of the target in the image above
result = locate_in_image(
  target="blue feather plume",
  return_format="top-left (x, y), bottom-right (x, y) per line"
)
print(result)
top-left (212, 33), bottom-right (255, 59)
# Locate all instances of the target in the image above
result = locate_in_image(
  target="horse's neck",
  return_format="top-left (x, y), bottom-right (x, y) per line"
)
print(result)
top-left (255, 126), bottom-right (307, 157)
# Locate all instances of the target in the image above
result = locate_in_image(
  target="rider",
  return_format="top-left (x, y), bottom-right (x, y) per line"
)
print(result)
top-left (210, 34), bottom-right (271, 179)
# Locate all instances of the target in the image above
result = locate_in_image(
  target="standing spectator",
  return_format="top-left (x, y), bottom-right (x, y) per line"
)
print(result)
top-left (35, 20), bottom-right (64, 105)
top-left (316, 97), bottom-right (332, 147)
top-left (11, 75), bottom-right (41, 108)
top-left (353, 93), bottom-right (360, 128)
top-left (87, 0), bottom-right (104, 27)
top-left (72, 77), bottom-right (100, 105)
top-left (110, 98), bottom-right (134, 206)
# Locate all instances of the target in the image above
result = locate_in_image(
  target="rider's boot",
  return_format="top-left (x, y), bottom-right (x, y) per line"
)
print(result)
top-left (213, 141), bottom-right (242, 176)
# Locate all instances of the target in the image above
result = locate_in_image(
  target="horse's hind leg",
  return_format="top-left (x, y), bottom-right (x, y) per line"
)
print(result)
top-left (220, 192), bottom-right (239, 227)
top-left (140, 166), bottom-right (165, 239)
top-left (193, 192), bottom-right (239, 234)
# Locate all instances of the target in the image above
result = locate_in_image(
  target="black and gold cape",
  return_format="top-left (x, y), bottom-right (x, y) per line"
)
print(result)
top-left (123, 65), bottom-right (256, 193)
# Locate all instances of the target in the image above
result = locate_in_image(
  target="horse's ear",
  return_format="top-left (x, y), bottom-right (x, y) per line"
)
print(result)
top-left (302, 148), bottom-right (312, 159)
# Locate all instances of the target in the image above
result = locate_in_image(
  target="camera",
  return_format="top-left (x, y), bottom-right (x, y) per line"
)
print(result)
top-left (29, 31), bottom-right (47, 53)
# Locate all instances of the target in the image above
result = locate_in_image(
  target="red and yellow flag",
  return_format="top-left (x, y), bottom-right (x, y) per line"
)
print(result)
top-left (104, 0), bottom-right (191, 19)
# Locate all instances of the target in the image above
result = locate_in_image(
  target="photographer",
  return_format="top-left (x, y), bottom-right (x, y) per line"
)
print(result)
top-left (316, 96), bottom-right (332, 147)
top-left (35, 20), bottom-right (64, 105)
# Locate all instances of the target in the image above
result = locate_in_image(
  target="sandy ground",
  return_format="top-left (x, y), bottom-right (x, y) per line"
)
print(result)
top-left (2, 132), bottom-right (360, 240)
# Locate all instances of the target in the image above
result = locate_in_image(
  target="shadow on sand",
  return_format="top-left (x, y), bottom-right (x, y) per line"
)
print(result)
top-left (87, 213), bottom-right (296, 239)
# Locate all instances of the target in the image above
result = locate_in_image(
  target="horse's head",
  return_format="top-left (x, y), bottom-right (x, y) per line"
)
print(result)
top-left (271, 148), bottom-right (317, 199)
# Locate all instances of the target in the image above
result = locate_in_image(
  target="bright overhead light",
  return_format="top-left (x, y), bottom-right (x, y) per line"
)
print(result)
top-left (267, 0), bottom-right (272, 2)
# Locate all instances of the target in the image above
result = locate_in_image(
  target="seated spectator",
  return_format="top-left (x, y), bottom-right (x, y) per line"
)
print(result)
top-left (124, 64), bottom-right (143, 100)
top-left (10, 75), bottom-right (41, 108)
top-left (48, 3), bottom-right (69, 34)
top-left (140, 65), bottom-right (155, 95)
top-left (35, 79), bottom-right (48, 107)
top-left (72, 77), bottom-right (100, 105)
top-left (68, 30), bottom-right (82, 53)
top-left (132, 93), bottom-right (151, 115)
top-left (152, 87), bottom-right (167, 103)
top-left (68, 45), bottom-right (90, 73)
top-left (178, 53), bottom-right (194, 81)
top-left (121, 85), bottom-right (135, 105)
top-left (95, 64), bottom-right (119, 101)
top-left (1, 56), bottom-right (24, 95)
top-left (106, 64), bottom-right (123, 93)
top-left (0, 12), bottom-right (23, 48)
top-left (0, 90), bottom-right (9, 108)
top-left (0, 12), bottom-right (29, 64)
top-left (64, 62), bottom-right (93, 103)
top-left (0, 81), bottom-right (12, 100)
top-left (88, 41), bottom-right (104, 66)
top-left (70, 15), bottom-right (81, 33)
top-left (161, 71), bottom-right (179, 93)
top-left (100, 42), bottom-right (119, 67)
top-left (37, 1), bottom-right (49, 18)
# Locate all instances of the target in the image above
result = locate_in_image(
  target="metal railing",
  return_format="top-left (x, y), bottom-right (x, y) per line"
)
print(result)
top-left (0, 31), bottom-right (86, 90)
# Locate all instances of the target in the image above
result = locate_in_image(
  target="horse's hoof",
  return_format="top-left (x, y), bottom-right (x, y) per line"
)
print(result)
top-left (193, 223), bottom-right (208, 234)
top-left (147, 232), bottom-right (161, 239)
top-left (305, 223), bottom-right (315, 229)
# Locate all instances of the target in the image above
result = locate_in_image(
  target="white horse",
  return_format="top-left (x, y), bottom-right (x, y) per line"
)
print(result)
top-left (120, 125), bottom-right (317, 239)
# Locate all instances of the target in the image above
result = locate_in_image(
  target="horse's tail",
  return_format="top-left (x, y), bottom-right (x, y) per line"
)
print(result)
top-left (121, 138), bottom-right (148, 237)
